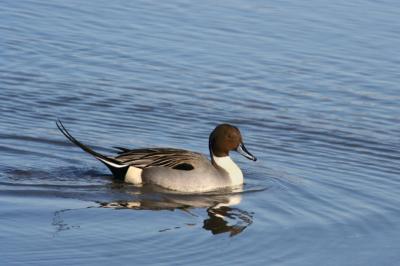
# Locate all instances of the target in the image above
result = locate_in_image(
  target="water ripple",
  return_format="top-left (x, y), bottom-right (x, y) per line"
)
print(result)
top-left (1, 0), bottom-right (400, 265)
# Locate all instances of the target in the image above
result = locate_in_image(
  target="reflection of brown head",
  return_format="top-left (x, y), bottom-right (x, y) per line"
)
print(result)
top-left (204, 206), bottom-right (253, 237)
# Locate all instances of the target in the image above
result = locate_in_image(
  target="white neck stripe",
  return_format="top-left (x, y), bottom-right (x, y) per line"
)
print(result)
top-left (213, 155), bottom-right (243, 186)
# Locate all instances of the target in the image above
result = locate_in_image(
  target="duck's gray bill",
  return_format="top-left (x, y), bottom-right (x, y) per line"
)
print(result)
top-left (237, 143), bottom-right (257, 161)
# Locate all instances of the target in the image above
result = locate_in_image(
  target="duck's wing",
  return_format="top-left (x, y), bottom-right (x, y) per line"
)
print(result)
top-left (113, 146), bottom-right (131, 154)
top-left (114, 148), bottom-right (205, 170)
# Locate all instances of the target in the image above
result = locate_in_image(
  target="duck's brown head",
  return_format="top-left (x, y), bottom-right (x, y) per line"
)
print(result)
top-left (209, 124), bottom-right (257, 161)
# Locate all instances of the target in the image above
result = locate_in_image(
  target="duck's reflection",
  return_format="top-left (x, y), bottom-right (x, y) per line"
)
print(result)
top-left (51, 184), bottom-right (254, 237)
top-left (99, 190), bottom-right (253, 237)
top-left (204, 206), bottom-right (252, 236)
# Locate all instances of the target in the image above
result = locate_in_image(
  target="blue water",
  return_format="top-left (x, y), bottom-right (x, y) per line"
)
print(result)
top-left (1, 0), bottom-right (400, 265)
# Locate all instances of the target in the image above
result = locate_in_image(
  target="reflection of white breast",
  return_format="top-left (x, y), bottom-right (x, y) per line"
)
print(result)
top-left (213, 156), bottom-right (244, 186)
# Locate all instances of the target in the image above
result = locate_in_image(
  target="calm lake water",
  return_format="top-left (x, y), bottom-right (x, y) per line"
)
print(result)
top-left (1, 0), bottom-right (400, 265)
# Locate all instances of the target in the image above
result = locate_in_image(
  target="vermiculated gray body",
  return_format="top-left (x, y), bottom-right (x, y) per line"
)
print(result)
top-left (56, 121), bottom-right (256, 192)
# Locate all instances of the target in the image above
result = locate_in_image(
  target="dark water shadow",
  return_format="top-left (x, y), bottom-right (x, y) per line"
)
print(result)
top-left (50, 181), bottom-right (264, 237)
top-left (99, 186), bottom-right (256, 237)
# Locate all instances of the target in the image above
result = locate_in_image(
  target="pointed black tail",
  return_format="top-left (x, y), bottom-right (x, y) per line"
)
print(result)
top-left (56, 120), bottom-right (129, 179)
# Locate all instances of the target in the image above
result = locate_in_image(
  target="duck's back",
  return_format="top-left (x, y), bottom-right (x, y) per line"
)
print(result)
top-left (115, 148), bottom-right (203, 169)
top-left (141, 158), bottom-right (228, 192)
top-left (114, 148), bottom-right (228, 192)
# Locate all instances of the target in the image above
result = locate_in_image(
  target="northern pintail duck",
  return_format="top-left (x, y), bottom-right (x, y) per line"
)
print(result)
top-left (56, 120), bottom-right (256, 192)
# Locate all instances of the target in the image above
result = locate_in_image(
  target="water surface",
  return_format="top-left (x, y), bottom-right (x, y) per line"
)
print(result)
top-left (1, 0), bottom-right (400, 265)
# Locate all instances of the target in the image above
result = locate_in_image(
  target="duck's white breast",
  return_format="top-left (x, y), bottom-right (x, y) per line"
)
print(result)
top-left (213, 156), bottom-right (243, 186)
